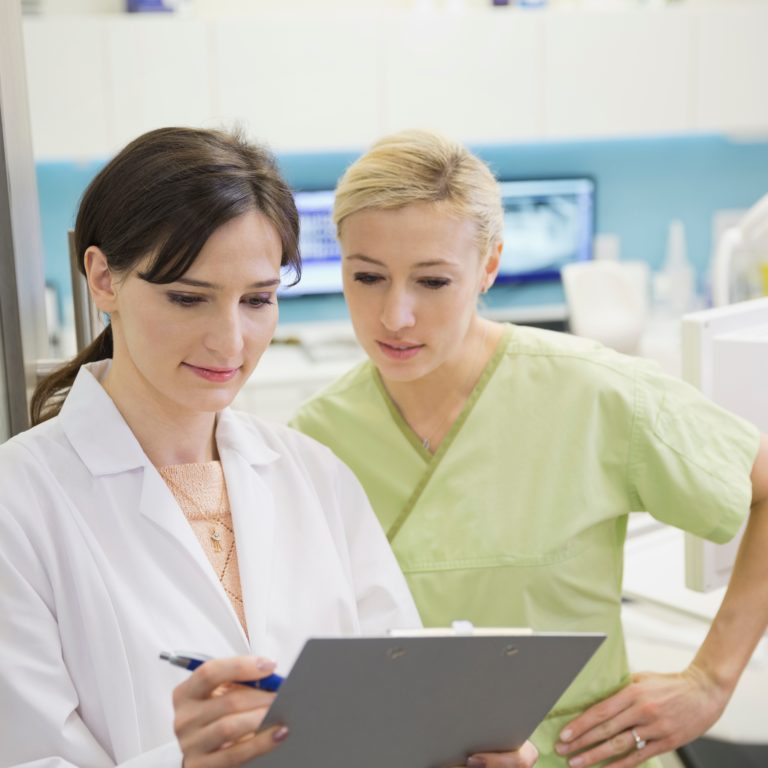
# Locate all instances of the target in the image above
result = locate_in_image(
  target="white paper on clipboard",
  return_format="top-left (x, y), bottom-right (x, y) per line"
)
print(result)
top-left (248, 630), bottom-right (605, 768)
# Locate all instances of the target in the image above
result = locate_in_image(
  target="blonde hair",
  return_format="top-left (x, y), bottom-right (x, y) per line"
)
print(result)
top-left (333, 129), bottom-right (503, 256)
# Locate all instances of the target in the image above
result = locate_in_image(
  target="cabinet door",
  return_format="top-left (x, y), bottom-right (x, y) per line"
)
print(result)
top-left (382, 10), bottom-right (543, 142)
top-left (544, 8), bottom-right (692, 139)
top-left (211, 13), bottom-right (384, 151)
top-left (23, 18), bottom-right (112, 159)
top-left (106, 16), bottom-right (213, 149)
top-left (693, 4), bottom-right (768, 134)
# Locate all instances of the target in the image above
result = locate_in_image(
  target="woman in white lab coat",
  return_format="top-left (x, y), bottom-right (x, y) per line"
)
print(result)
top-left (0, 127), bottom-right (538, 768)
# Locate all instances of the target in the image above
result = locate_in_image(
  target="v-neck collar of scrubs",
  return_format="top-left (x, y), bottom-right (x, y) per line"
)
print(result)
top-left (373, 324), bottom-right (511, 541)
top-left (374, 324), bottom-right (511, 462)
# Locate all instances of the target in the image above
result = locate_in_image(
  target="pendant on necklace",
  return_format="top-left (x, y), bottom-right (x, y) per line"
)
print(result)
top-left (422, 437), bottom-right (430, 451)
top-left (210, 527), bottom-right (223, 553)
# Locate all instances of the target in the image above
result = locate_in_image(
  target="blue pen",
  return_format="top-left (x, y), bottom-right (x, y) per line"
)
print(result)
top-left (159, 651), bottom-right (284, 692)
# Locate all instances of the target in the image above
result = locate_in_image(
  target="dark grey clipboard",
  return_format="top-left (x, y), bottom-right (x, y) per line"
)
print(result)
top-left (248, 631), bottom-right (605, 768)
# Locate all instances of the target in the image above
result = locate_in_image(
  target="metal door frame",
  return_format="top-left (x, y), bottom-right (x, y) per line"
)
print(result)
top-left (0, 0), bottom-right (49, 438)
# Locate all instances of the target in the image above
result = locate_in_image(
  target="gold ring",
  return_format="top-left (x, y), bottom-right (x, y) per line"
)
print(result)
top-left (631, 727), bottom-right (647, 751)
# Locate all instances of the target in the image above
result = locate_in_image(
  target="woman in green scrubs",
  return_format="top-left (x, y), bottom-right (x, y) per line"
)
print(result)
top-left (291, 130), bottom-right (768, 768)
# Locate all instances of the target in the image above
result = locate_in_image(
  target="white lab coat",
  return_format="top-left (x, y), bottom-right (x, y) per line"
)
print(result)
top-left (0, 361), bottom-right (420, 768)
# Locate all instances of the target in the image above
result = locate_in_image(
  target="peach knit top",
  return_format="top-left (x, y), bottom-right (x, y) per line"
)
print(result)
top-left (159, 461), bottom-right (247, 635)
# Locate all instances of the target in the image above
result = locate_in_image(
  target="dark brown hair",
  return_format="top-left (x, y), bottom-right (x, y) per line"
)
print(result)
top-left (30, 126), bottom-right (300, 425)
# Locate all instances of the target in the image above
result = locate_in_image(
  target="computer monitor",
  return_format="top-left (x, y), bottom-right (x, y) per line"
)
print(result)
top-left (681, 298), bottom-right (768, 591)
top-left (278, 189), bottom-right (340, 298)
top-left (278, 177), bottom-right (596, 298)
top-left (496, 177), bottom-right (595, 284)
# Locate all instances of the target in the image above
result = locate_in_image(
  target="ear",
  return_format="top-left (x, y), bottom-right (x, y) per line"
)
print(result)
top-left (84, 246), bottom-right (119, 313)
top-left (480, 241), bottom-right (502, 293)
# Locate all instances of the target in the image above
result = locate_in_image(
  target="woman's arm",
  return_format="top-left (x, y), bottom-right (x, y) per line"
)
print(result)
top-left (689, 433), bottom-right (768, 703)
top-left (554, 435), bottom-right (768, 767)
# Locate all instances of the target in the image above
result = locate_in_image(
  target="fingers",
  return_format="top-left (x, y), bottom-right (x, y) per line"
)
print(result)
top-left (573, 730), bottom-right (669, 768)
top-left (556, 725), bottom-right (665, 768)
top-left (554, 681), bottom-right (651, 767)
top-left (173, 655), bottom-right (286, 768)
top-left (556, 702), bottom-right (639, 758)
top-left (557, 684), bottom-right (636, 748)
top-left (183, 723), bottom-right (288, 768)
top-left (174, 671), bottom-right (275, 745)
top-left (554, 670), bottom-right (721, 768)
top-left (179, 656), bottom-right (278, 701)
top-left (176, 685), bottom-right (274, 752)
top-left (465, 740), bottom-right (540, 768)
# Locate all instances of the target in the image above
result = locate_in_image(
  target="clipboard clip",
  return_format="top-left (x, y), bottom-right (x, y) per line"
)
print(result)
top-left (451, 620), bottom-right (475, 635)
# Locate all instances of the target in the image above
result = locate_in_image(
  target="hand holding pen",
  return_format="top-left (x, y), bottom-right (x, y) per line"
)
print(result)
top-left (161, 651), bottom-right (284, 691)
top-left (167, 654), bottom-right (289, 768)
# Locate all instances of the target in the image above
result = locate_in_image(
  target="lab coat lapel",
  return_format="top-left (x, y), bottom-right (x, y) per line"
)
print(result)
top-left (138, 464), bottom-right (225, 585)
top-left (216, 410), bottom-right (280, 651)
top-left (60, 362), bottom-right (251, 646)
top-left (135, 444), bottom-right (259, 651)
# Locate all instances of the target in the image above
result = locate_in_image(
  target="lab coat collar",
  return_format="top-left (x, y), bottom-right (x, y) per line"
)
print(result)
top-left (215, 408), bottom-right (281, 468)
top-left (60, 360), bottom-right (146, 475)
top-left (60, 360), bottom-right (280, 476)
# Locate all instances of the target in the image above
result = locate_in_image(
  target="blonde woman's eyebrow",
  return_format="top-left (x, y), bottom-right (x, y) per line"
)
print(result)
top-left (346, 254), bottom-right (456, 269)
top-left (173, 277), bottom-right (281, 289)
top-left (345, 254), bottom-right (385, 266)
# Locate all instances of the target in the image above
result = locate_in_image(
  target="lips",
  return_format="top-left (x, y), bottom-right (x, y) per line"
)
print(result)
top-left (183, 363), bottom-right (241, 382)
top-left (376, 340), bottom-right (424, 361)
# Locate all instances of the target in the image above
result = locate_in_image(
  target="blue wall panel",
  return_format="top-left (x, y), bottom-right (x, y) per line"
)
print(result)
top-left (36, 134), bottom-right (768, 325)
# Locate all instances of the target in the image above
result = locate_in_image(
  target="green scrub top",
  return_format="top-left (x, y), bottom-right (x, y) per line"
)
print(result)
top-left (291, 324), bottom-right (759, 767)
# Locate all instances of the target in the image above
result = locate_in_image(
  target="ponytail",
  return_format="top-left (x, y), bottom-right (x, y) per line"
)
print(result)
top-left (30, 326), bottom-right (113, 426)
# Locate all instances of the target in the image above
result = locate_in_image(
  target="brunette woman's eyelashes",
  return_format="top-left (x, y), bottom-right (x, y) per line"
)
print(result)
top-left (167, 292), bottom-right (205, 307)
top-left (166, 292), bottom-right (274, 308)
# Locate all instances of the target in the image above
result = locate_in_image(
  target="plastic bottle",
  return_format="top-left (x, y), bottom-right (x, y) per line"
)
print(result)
top-left (654, 219), bottom-right (695, 317)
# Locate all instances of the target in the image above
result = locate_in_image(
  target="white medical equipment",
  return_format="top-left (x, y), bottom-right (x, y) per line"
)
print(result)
top-left (711, 193), bottom-right (768, 307)
top-left (681, 297), bottom-right (768, 591)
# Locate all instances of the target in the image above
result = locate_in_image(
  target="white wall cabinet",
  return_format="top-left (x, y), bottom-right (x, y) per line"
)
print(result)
top-left (693, 5), bottom-right (768, 135)
top-left (212, 13), bottom-right (384, 151)
top-left (544, 8), bottom-right (692, 139)
top-left (23, 18), bottom-right (113, 159)
top-left (107, 17), bottom-right (213, 149)
top-left (382, 11), bottom-right (543, 142)
top-left (22, 3), bottom-right (768, 160)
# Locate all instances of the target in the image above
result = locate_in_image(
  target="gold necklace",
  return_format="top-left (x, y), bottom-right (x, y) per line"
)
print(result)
top-left (161, 466), bottom-right (229, 553)
top-left (408, 320), bottom-right (490, 453)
